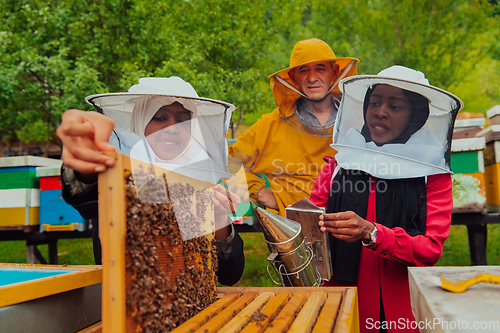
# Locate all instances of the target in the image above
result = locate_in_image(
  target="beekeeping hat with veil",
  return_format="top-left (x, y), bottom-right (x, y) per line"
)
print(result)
top-left (85, 77), bottom-right (236, 184)
top-left (86, 77), bottom-right (238, 240)
top-left (268, 38), bottom-right (359, 137)
top-left (332, 65), bottom-right (463, 179)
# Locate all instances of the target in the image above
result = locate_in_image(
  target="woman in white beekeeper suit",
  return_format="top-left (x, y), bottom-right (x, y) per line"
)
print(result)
top-left (56, 77), bottom-right (245, 286)
top-left (309, 66), bottom-right (463, 332)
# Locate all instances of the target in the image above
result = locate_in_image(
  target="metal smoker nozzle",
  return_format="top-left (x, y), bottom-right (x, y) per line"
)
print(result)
top-left (254, 207), bottom-right (320, 287)
top-left (255, 207), bottom-right (301, 249)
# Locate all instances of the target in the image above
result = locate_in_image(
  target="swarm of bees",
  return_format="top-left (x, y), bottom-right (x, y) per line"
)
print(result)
top-left (124, 167), bottom-right (217, 332)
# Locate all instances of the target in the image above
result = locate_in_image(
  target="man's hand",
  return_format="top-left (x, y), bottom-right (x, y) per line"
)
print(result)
top-left (256, 187), bottom-right (278, 210)
top-left (319, 211), bottom-right (375, 243)
top-left (56, 110), bottom-right (117, 177)
top-left (212, 184), bottom-right (241, 240)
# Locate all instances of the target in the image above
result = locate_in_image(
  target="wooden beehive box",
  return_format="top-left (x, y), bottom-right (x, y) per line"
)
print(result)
top-left (0, 156), bottom-right (61, 231)
top-left (0, 263), bottom-right (102, 333)
top-left (477, 111), bottom-right (500, 212)
top-left (81, 286), bottom-right (358, 333)
top-left (408, 266), bottom-right (500, 333)
top-left (487, 105), bottom-right (500, 126)
top-left (452, 117), bottom-right (485, 139)
top-left (483, 140), bottom-right (500, 212)
top-left (450, 137), bottom-right (487, 213)
top-left (99, 153), bottom-right (217, 333)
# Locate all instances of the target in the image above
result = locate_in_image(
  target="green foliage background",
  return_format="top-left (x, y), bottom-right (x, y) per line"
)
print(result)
top-left (1, 0), bottom-right (500, 150)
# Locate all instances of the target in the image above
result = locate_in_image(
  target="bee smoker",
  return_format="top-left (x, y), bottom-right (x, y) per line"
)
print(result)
top-left (285, 198), bottom-right (333, 282)
top-left (255, 207), bottom-right (321, 287)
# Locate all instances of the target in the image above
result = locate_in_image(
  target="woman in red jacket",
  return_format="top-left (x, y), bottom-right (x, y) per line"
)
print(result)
top-left (310, 66), bottom-right (463, 332)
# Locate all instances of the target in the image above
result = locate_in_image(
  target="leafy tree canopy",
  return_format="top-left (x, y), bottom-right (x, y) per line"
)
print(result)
top-left (1, 0), bottom-right (499, 153)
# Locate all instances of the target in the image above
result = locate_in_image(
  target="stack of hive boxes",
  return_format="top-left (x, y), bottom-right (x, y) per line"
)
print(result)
top-left (0, 156), bottom-right (61, 231)
top-left (450, 114), bottom-right (487, 213)
top-left (477, 105), bottom-right (500, 212)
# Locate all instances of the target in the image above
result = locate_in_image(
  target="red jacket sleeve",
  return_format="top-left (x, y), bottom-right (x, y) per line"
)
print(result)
top-left (310, 156), bottom-right (336, 209)
top-left (368, 173), bottom-right (452, 266)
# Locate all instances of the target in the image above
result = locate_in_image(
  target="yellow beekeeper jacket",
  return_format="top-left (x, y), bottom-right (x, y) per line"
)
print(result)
top-left (229, 38), bottom-right (358, 216)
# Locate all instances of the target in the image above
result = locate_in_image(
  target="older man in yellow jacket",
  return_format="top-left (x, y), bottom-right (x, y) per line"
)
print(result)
top-left (229, 38), bottom-right (359, 216)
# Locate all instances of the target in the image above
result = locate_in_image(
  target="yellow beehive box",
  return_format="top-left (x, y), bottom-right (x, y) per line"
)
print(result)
top-left (477, 123), bottom-right (500, 212)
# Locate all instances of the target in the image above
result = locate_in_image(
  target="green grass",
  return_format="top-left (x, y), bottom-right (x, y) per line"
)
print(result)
top-left (436, 225), bottom-right (472, 266)
top-left (437, 224), bottom-right (500, 266)
top-left (2, 225), bottom-right (500, 286)
top-left (233, 232), bottom-right (275, 287)
top-left (0, 238), bottom-right (94, 265)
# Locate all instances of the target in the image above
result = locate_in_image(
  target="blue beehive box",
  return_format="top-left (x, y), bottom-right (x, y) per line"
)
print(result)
top-left (36, 166), bottom-right (88, 232)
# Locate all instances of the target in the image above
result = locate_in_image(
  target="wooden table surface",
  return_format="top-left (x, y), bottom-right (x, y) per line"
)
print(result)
top-left (408, 266), bottom-right (500, 333)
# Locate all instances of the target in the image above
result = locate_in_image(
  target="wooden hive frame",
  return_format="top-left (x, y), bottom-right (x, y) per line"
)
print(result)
top-left (99, 153), bottom-right (217, 333)
top-left (80, 286), bottom-right (358, 333)
top-left (172, 286), bottom-right (359, 333)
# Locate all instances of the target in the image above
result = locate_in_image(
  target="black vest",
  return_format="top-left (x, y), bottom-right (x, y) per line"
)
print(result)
top-left (326, 168), bottom-right (427, 283)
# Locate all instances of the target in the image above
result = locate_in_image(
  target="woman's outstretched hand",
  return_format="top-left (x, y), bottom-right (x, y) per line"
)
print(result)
top-left (56, 109), bottom-right (116, 177)
top-left (319, 211), bottom-right (375, 243)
